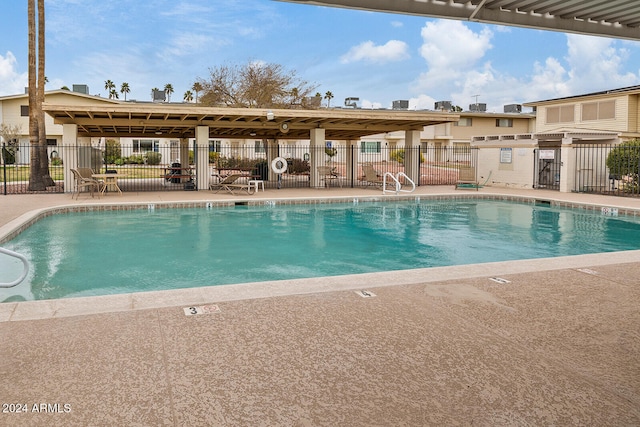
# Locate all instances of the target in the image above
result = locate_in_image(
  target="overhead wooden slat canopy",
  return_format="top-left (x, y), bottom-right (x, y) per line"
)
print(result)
top-left (278, 0), bottom-right (640, 41)
top-left (43, 103), bottom-right (459, 140)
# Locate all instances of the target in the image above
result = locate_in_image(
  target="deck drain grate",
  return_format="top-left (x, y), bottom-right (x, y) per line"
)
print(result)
top-left (489, 277), bottom-right (511, 284)
top-left (355, 290), bottom-right (376, 298)
top-left (184, 304), bottom-right (221, 316)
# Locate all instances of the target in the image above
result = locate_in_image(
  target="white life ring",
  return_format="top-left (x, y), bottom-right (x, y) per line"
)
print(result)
top-left (271, 157), bottom-right (288, 174)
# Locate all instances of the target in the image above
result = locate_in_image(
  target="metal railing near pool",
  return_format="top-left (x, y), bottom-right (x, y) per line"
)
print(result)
top-left (0, 247), bottom-right (29, 288)
top-left (382, 172), bottom-right (415, 195)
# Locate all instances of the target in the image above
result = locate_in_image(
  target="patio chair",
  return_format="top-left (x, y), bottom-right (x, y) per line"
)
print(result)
top-left (361, 163), bottom-right (385, 186)
top-left (210, 173), bottom-right (255, 195)
top-left (70, 168), bottom-right (102, 199)
top-left (455, 167), bottom-right (479, 191)
top-left (317, 165), bottom-right (342, 188)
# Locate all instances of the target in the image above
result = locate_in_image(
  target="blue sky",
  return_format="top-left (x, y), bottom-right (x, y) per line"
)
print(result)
top-left (1, 0), bottom-right (640, 113)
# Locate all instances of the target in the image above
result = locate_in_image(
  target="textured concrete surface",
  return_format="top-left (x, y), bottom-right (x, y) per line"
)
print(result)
top-left (0, 187), bottom-right (639, 426)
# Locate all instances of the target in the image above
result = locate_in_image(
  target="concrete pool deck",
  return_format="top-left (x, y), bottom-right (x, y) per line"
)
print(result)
top-left (0, 186), bottom-right (639, 426)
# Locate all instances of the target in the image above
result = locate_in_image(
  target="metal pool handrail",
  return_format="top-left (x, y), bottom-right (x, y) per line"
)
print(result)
top-left (0, 247), bottom-right (29, 288)
top-left (382, 172), bottom-right (416, 195)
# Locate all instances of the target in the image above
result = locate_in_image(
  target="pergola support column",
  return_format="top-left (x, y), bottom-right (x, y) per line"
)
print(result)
top-left (61, 124), bottom-right (78, 194)
top-left (310, 128), bottom-right (326, 188)
top-left (195, 126), bottom-right (209, 190)
top-left (559, 136), bottom-right (574, 193)
top-left (404, 130), bottom-right (421, 184)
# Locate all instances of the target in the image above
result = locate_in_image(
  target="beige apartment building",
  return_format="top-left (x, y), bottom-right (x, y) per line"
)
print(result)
top-left (2, 86), bottom-right (640, 193)
top-left (469, 85), bottom-right (640, 192)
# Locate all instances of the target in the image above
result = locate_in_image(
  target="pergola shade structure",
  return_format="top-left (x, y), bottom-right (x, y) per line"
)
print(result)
top-left (278, 0), bottom-right (640, 41)
top-left (43, 103), bottom-right (459, 140)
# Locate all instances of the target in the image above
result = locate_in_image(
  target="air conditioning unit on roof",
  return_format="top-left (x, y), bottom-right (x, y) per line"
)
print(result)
top-left (392, 100), bottom-right (409, 110)
top-left (469, 103), bottom-right (486, 112)
top-left (435, 100), bottom-right (452, 111)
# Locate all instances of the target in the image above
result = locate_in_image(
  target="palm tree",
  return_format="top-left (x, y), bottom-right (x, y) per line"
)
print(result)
top-left (120, 82), bottom-right (130, 101)
top-left (37, 0), bottom-right (53, 187)
top-left (104, 80), bottom-right (116, 99)
top-left (192, 82), bottom-right (202, 103)
top-left (183, 90), bottom-right (193, 103)
top-left (164, 83), bottom-right (174, 102)
top-left (324, 91), bottom-right (334, 108)
top-left (109, 89), bottom-right (119, 99)
top-left (27, 0), bottom-right (50, 190)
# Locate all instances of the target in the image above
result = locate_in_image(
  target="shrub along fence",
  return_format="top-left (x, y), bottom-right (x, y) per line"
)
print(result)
top-left (574, 142), bottom-right (640, 197)
top-left (2, 142), bottom-right (477, 195)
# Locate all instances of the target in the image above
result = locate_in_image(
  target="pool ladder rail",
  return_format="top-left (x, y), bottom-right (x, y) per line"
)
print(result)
top-left (382, 172), bottom-right (416, 195)
top-left (0, 247), bottom-right (29, 288)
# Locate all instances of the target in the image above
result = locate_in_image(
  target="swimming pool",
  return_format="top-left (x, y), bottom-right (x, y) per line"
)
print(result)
top-left (2, 198), bottom-right (640, 302)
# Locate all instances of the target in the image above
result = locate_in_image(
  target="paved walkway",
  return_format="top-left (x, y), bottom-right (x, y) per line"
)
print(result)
top-left (0, 186), bottom-right (639, 426)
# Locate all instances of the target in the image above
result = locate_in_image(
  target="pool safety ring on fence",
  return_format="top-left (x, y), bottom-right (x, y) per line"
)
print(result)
top-left (271, 157), bottom-right (288, 174)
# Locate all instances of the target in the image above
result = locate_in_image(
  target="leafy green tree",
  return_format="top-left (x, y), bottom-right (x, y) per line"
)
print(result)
top-left (606, 139), bottom-right (640, 189)
top-left (105, 138), bottom-right (121, 164)
top-left (0, 123), bottom-right (21, 164)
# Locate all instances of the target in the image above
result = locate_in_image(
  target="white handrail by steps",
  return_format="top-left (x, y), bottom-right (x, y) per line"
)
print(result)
top-left (0, 247), bottom-right (29, 288)
top-left (382, 172), bottom-right (416, 195)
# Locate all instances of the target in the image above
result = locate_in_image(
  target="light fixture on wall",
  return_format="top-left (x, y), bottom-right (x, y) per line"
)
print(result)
top-left (266, 111), bottom-right (274, 121)
top-left (250, 132), bottom-right (257, 136)
top-left (279, 122), bottom-right (289, 133)
top-left (155, 131), bottom-right (162, 135)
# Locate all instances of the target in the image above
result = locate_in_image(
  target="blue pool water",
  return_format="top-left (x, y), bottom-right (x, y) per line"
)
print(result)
top-left (2, 199), bottom-right (640, 302)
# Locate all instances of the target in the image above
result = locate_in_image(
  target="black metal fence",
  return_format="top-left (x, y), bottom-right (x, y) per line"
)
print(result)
top-left (574, 143), bottom-right (640, 197)
top-left (2, 142), bottom-right (477, 194)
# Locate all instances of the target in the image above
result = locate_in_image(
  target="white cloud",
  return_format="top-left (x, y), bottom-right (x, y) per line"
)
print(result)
top-left (391, 21), bottom-right (403, 28)
top-left (341, 40), bottom-right (410, 64)
top-left (160, 32), bottom-right (222, 61)
top-left (360, 99), bottom-right (383, 109)
top-left (408, 21), bottom-right (640, 112)
top-left (409, 94), bottom-right (436, 110)
top-left (0, 52), bottom-right (27, 97)
top-left (564, 34), bottom-right (638, 92)
top-left (413, 20), bottom-right (494, 98)
top-left (418, 21), bottom-right (493, 73)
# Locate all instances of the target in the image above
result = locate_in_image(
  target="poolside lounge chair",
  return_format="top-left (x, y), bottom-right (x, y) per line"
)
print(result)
top-left (361, 163), bottom-right (385, 186)
top-left (455, 167), bottom-right (479, 191)
top-left (317, 165), bottom-right (342, 188)
top-left (210, 173), bottom-right (256, 195)
top-left (70, 168), bottom-right (102, 199)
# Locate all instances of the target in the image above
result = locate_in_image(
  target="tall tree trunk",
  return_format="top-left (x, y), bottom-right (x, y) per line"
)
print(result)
top-left (27, 0), bottom-right (45, 191)
top-left (37, 0), bottom-right (54, 187)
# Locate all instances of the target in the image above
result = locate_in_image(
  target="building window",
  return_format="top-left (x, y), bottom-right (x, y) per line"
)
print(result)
top-left (209, 140), bottom-right (221, 152)
top-left (133, 139), bottom-right (159, 153)
top-left (360, 141), bottom-right (381, 153)
top-left (254, 140), bottom-right (265, 153)
top-left (454, 118), bottom-right (472, 127)
top-left (546, 105), bottom-right (575, 124)
top-left (20, 105), bottom-right (29, 116)
top-left (582, 100), bottom-right (615, 121)
top-left (46, 138), bottom-right (57, 146)
top-left (496, 118), bottom-right (513, 127)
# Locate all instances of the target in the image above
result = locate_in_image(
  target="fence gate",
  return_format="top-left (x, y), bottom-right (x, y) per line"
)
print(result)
top-left (534, 148), bottom-right (561, 190)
